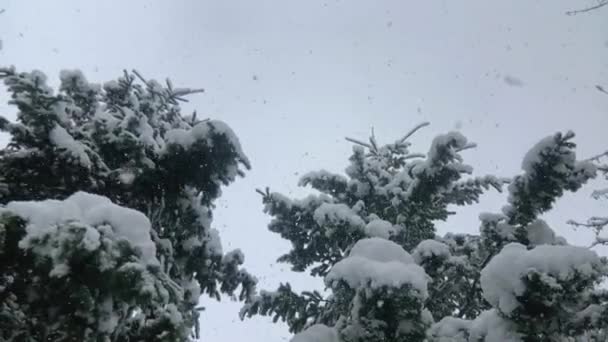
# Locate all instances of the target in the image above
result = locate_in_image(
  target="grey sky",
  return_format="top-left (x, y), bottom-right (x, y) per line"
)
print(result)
top-left (1, 0), bottom-right (607, 340)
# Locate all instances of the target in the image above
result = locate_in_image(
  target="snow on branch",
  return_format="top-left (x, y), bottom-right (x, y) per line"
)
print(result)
top-left (344, 122), bottom-right (431, 159)
top-left (132, 69), bottom-right (204, 104)
top-left (586, 150), bottom-right (608, 163)
top-left (568, 216), bottom-right (608, 249)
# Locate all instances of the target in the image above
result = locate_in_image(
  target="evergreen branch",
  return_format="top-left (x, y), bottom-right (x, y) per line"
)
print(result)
top-left (255, 187), bottom-right (270, 198)
top-left (369, 127), bottom-right (378, 152)
top-left (172, 87), bottom-right (205, 97)
top-left (131, 69), bottom-right (149, 86)
top-left (455, 142), bottom-right (477, 152)
top-left (456, 252), bottom-right (494, 318)
top-left (403, 153), bottom-right (426, 160)
top-left (398, 121), bottom-right (430, 144)
top-left (566, 0), bottom-right (608, 15)
top-left (590, 236), bottom-right (608, 249)
top-left (0, 66), bottom-right (16, 78)
top-left (586, 150), bottom-right (608, 162)
top-left (345, 137), bottom-right (372, 149)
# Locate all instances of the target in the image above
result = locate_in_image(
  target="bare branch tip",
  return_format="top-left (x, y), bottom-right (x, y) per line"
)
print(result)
top-left (345, 137), bottom-right (373, 149)
top-left (399, 121), bottom-right (431, 144)
top-left (565, 1), bottom-right (608, 15)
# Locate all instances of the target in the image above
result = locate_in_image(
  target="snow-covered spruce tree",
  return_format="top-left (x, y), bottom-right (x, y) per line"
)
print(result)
top-left (241, 125), bottom-right (511, 341)
top-left (242, 126), bottom-right (604, 341)
top-left (0, 67), bottom-right (256, 341)
top-left (427, 131), bottom-right (606, 342)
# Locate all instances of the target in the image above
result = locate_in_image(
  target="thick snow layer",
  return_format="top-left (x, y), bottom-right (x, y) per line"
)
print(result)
top-left (516, 132), bottom-right (596, 192)
top-left (164, 120), bottom-right (250, 167)
top-left (412, 239), bottom-right (451, 263)
top-left (206, 228), bottom-right (223, 255)
top-left (49, 124), bottom-right (92, 167)
top-left (350, 237), bottom-right (414, 264)
top-left (480, 243), bottom-right (601, 315)
top-left (298, 170), bottom-right (348, 187)
top-left (427, 317), bottom-right (470, 342)
top-left (98, 297), bottom-right (119, 333)
top-left (116, 108), bottom-right (159, 151)
top-left (480, 214), bottom-right (565, 246)
top-left (291, 324), bottom-right (339, 342)
top-left (419, 132), bottom-right (468, 173)
top-left (326, 256), bottom-right (428, 297)
top-left (364, 219), bottom-right (395, 239)
top-left (183, 278), bottom-right (202, 305)
top-left (118, 170), bottom-right (136, 185)
top-left (469, 309), bottom-right (522, 342)
top-left (164, 304), bottom-right (184, 326)
top-left (521, 135), bottom-right (558, 173)
top-left (6, 192), bottom-right (158, 265)
top-left (59, 69), bottom-right (99, 94)
top-left (326, 238), bottom-right (428, 298)
top-left (526, 219), bottom-right (564, 245)
top-left (313, 203), bottom-right (365, 228)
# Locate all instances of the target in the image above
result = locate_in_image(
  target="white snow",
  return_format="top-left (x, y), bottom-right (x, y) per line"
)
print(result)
top-left (592, 188), bottom-right (608, 199)
top-left (326, 238), bottom-right (428, 299)
top-left (223, 249), bottom-right (245, 265)
top-left (164, 120), bottom-right (250, 168)
top-left (479, 212), bottom-right (506, 223)
top-left (519, 132), bottom-right (595, 179)
top-left (521, 135), bottom-right (560, 173)
top-left (6, 191), bottom-right (158, 265)
top-left (182, 278), bottom-right (202, 305)
top-left (118, 171), bottom-right (136, 185)
top-left (349, 237), bottom-right (414, 264)
top-left (291, 324), bottom-right (339, 342)
top-left (98, 296), bottom-right (119, 333)
top-left (364, 219), bottom-right (395, 239)
top-left (412, 239), bottom-right (451, 263)
top-left (298, 170), bottom-right (347, 187)
top-left (182, 236), bottom-right (203, 251)
top-left (313, 203), bottom-right (365, 228)
top-left (164, 303), bottom-right (184, 326)
top-left (574, 304), bottom-right (604, 327)
top-left (50, 101), bottom-right (71, 125)
top-left (206, 228), bottom-right (223, 255)
top-left (468, 309), bottom-right (522, 342)
top-left (59, 69), bottom-right (97, 93)
top-left (21, 70), bottom-right (53, 94)
top-left (480, 243), bottom-right (601, 315)
top-left (526, 219), bottom-right (564, 245)
top-left (425, 132), bottom-right (468, 164)
top-left (480, 214), bottom-right (566, 246)
top-left (49, 124), bottom-right (92, 167)
top-left (427, 316), bottom-right (470, 342)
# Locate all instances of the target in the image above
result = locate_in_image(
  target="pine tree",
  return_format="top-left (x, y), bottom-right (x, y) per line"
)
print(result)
top-left (241, 125), bottom-right (505, 341)
top-left (241, 125), bottom-right (606, 341)
top-left (0, 67), bottom-right (256, 341)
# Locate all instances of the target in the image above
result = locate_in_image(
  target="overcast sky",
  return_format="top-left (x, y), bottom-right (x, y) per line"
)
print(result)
top-left (1, 0), bottom-right (607, 341)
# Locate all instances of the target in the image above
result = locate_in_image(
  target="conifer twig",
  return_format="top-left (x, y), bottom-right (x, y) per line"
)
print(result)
top-left (398, 122), bottom-right (430, 144)
top-left (345, 137), bottom-right (372, 149)
top-left (566, 1), bottom-right (608, 15)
